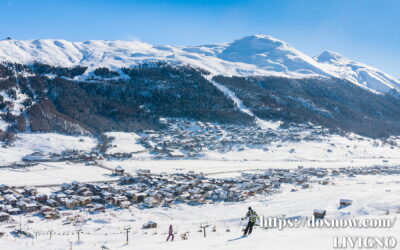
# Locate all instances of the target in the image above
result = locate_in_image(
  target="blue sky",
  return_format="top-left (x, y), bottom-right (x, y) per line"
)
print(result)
top-left (1, 0), bottom-right (399, 77)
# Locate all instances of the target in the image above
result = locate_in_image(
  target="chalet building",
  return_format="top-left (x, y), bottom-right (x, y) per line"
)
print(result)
top-left (114, 166), bottom-right (125, 176)
top-left (0, 212), bottom-right (10, 222)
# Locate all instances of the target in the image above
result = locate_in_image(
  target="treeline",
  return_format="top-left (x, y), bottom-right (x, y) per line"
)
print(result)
top-left (0, 62), bottom-right (88, 79)
top-left (121, 61), bottom-right (210, 80)
top-left (31, 63), bottom-right (87, 78)
top-left (13, 63), bottom-right (253, 134)
top-left (0, 63), bottom-right (14, 78)
top-left (94, 67), bottom-right (120, 78)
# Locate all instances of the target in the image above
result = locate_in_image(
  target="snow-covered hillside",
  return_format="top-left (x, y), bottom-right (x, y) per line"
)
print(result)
top-left (1, 35), bottom-right (399, 94)
top-left (217, 35), bottom-right (332, 77)
top-left (316, 50), bottom-right (400, 93)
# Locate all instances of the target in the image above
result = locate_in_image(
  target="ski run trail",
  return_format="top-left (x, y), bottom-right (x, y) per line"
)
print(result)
top-left (207, 76), bottom-right (281, 130)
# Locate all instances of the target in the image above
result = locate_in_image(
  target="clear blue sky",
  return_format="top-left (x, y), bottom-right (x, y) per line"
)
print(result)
top-left (1, 0), bottom-right (399, 77)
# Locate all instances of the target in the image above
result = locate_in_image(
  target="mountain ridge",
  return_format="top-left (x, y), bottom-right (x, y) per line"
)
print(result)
top-left (0, 35), bottom-right (399, 94)
top-left (315, 50), bottom-right (400, 93)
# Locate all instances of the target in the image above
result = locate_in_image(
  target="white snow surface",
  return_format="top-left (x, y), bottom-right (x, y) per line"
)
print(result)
top-left (105, 132), bottom-right (146, 154)
top-left (1, 131), bottom-right (400, 169)
top-left (1, 35), bottom-right (399, 93)
top-left (0, 133), bottom-right (97, 165)
top-left (316, 50), bottom-right (400, 93)
top-left (0, 162), bottom-right (118, 186)
top-left (100, 133), bottom-right (400, 179)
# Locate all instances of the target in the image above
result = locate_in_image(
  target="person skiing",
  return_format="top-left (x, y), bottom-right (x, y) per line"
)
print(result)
top-left (166, 224), bottom-right (174, 241)
top-left (242, 207), bottom-right (259, 236)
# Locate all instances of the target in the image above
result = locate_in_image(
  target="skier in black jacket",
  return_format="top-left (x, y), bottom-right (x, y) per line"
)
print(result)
top-left (242, 207), bottom-right (259, 236)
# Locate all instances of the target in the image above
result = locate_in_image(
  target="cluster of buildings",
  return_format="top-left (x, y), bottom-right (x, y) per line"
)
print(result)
top-left (0, 165), bottom-right (398, 223)
top-left (18, 119), bottom-right (334, 163)
top-left (47, 169), bottom-right (281, 211)
top-left (331, 165), bottom-right (400, 176)
top-left (0, 185), bottom-right (60, 221)
top-left (22, 150), bottom-right (101, 163)
top-left (139, 119), bottom-right (326, 157)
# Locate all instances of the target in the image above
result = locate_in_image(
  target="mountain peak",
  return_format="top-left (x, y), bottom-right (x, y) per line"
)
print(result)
top-left (226, 34), bottom-right (288, 52)
top-left (217, 34), bottom-right (330, 77)
top-left (316, 50), bottom-right (347, 63)
top-left (316, 50), bottom-right (400, 93)
top-left (244, 34), bottom-right (284, 41)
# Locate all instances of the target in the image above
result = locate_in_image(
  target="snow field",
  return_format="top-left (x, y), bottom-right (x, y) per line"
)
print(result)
top-left (0, 133), bottom-right (97, 166)
top-left (104, 132), bottom-right (146, 154)
top-left (0, 162), bottom-right (118, 186)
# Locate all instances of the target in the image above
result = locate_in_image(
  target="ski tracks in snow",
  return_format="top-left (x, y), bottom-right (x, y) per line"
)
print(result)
top-left (206, 76), bottom-right (281, 130)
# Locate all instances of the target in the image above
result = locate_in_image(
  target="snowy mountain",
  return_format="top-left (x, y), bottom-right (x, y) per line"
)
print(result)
top-left (1, 35), bottom-right (399, 94)
top-left (315, 50), bottom-right (400, 93)
top-left (216, 35), bottom-right (332, 77)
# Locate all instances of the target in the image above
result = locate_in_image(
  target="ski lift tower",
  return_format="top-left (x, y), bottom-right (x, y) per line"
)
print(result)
top-left (200, 222), bottom-right (209, 238)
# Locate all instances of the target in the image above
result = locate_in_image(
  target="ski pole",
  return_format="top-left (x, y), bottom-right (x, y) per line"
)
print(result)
top-left (238, 218), bottom-right (243, 232)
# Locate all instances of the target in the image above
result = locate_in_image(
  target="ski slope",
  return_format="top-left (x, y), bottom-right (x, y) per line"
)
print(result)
top-left (207, 76), bottom-right (281, 130)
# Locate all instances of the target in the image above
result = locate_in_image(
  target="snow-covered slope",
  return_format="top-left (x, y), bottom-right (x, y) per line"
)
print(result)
top-left (217, 35), bottom-right (332, 77)
top-left (0, 37), bottom-right (284, 77)
top-left (0, 35), bottom-right (399, 94)
top-left (316, 50), bottom-right (400, 93)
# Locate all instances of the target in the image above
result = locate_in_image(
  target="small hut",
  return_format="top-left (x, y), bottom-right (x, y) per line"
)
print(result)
top-left (313, 209), bottom-right (326, 219)
top-left (143, 220), bottom-right (158, 229)
top-left (339, 199), bottom-right (353, 206)
top-left (114, 166), bottom-right (125, 176)
top-left (0, 212), bottom-right (10, 222)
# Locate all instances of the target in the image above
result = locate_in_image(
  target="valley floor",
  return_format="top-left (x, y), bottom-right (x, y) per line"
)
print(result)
top-left (0, 131), bottom-right (398, 249)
